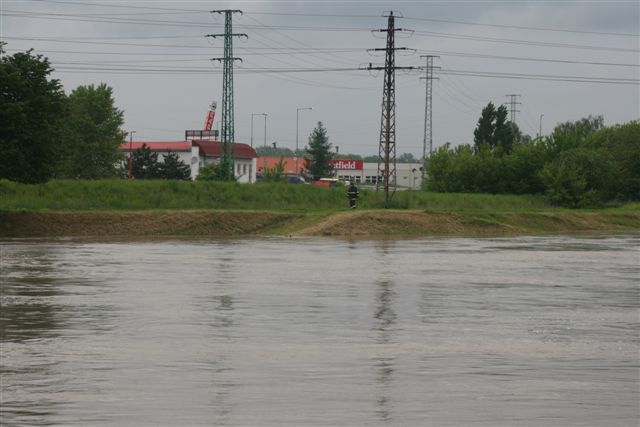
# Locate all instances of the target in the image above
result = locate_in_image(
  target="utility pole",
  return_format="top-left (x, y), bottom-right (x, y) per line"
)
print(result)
top-left (251, 113), bottom-right (266, 148)
top-left (296, 107), bottom-right (312, 177)
top-left (127, 130), bottom-right (136, 179)
top-left (207, 10), bottom-right (247, 180)
top-left (420, 55), bottom-right (439, 180)
top-left (366, 12), bottom-right (414, 205)
top-left (263, 113), bottom-right (267, 148)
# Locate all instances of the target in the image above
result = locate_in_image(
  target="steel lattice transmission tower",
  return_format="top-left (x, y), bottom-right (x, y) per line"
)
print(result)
top-left (505, 94), bottom-right (521, 124)
top-left (207, 10), bottom-right (247, 180)
top-left (367, 12), bottom-right (414, 205)
top-left (420, 55), bottom-right (439, 178)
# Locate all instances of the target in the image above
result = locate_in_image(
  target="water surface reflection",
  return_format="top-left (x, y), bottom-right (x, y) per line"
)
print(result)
top-left (1, 236), bottom-right (638, 426)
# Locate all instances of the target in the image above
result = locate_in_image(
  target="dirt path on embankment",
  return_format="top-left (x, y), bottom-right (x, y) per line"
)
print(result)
top-left (1, 210), bottom-right (638, 238)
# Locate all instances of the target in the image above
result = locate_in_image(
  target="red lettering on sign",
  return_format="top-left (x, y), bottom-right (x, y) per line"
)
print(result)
top-left (331, 159), bottom-right (363, 170)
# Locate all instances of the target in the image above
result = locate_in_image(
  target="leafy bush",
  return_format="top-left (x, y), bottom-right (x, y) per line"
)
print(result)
top-left (261, 157), bottom-right (287, 182)
top-left (196, 161), bottom-right (236, 182)
top-left (540, 148), bottom-right (617, 208)
top-left (586, 121), bottom-right (639, 201)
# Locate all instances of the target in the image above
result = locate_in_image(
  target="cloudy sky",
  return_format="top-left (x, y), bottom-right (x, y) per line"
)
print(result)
top-left (2, 0), bottom-right (638, 157)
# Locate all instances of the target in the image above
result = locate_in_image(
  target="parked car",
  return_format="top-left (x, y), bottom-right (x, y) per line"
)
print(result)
top-left (285, 174), bottom-right (308, 184)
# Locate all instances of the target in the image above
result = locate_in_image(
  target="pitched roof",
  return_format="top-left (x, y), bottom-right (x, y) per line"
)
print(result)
top-left (192, 140), bottom-right (257, 159)
top-left (120, 141), bottom-right (192, 152)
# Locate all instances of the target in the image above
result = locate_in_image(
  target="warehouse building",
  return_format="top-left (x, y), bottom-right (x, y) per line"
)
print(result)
top-left (332, 159), bottom-right (423, 189)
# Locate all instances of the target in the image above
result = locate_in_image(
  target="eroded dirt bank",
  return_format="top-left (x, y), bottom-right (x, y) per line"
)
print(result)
top-left (1, 210), bottom-right (638, 238)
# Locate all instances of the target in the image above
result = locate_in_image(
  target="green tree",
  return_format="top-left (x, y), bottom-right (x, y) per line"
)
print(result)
top-left (0, 47), bottom-right (66, 183)
top-left (547, 115), bottom-right (604, 154)
top-left (473, 103), bottom-right (496, 148)
top-left (553, 115), bottom-right (604, 141)
top-left (586, 120), bottom-right (639, 200)
top-left (305, 121), bottom-right (334, 180)
top-left (494, 106), bottom-right (519, 153)
top-left (334, 153), bottom-right (363, 160)
top-left (398, 152), bottom-right (419, 163)
top-left (473, 102), bottom-right (517, 153)
top-left (255, 146), bottom-right (295, 157)
top-left (58, 83), bottom-right (125, 179)
top-left (131, 144), bottom-right (160, 179)
top-left (157, 152), bottom-right (191, 180)
top-left (196, 160), bottom-right (236, 182)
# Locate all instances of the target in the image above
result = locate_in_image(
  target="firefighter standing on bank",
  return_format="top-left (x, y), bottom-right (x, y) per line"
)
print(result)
top-left (347, 181), bottom-right (359, 209)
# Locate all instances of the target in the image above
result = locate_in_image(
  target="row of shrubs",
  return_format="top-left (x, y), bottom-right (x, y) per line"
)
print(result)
top-left (425, 118), bottom-right (639, 208)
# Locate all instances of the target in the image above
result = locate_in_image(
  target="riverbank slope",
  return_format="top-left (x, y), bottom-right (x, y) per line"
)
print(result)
top-left (1, 209), bottom-right (637, 238)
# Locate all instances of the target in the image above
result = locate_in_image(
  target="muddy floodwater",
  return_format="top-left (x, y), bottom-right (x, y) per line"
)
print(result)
top-left (1, 236), bottom-right (638, 426)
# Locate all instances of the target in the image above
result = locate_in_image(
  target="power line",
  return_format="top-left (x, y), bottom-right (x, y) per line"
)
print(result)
top-left (438, 58), bottom-right (488, 103)
top-left (417, 49), bottom-right (640, 68)
top-left (438, 69), bottom-right (639, 85)
top-left (30, 0), bottom-right (207, 13)
top-left (1, 36), bottom-right (215, 49)
top-left (5, 10), bottom-right (638, 53)
top-left (246, 11), bottom-right (639, 37)
top-left (403, 16), bottom-right (639, 38)
top-left (27, 3), bottom-right (639, 38)
top-left (413, 30), bottom-right (638, 53)
top-left (45, 63), bottom-right (640, 84)
top-left (10, 46), bottom-right (634, 71)
top-left (1, 10), bottom-right (217, 28)
top-left (435, 80), bottom-right (482, 115)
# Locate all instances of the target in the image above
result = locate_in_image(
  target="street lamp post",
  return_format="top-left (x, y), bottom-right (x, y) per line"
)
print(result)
top-left (251, 114), bottom-right (254, 148)
top-left (539, 114), bottom-right (544, 139)
top-left (263, 113), bottom-right (267, 148)
top-left (128, 130), bottom-right (136, 179)
top-left (296, 107), bottom-right (312, 177)
top-left (251, 113), bottom-right (267, 148)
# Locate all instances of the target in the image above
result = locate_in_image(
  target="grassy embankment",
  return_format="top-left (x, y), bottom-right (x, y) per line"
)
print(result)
top-left (0, 179), bottom-right (638, 237)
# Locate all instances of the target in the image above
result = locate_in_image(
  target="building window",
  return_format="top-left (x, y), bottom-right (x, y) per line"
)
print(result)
top-left (243, 164), bottom-right (247, 174)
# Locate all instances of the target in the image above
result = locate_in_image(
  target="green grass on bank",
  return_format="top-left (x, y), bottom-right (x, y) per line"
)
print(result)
top-left (0, 179), bottom-right (626, 213)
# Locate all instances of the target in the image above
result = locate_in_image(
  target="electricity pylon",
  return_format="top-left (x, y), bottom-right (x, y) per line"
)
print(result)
top-left (207, 10), bottom-right (247, 180)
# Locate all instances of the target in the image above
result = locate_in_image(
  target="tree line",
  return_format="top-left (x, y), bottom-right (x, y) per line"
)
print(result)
top-left (1, 47), bottom-right (192, 182)
top-left (426, 104), bottom-right (639, 207)
top-left (3, 46), bottom-right (637, 206)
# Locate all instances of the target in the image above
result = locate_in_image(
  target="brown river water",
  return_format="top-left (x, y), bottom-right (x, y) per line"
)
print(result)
top-left (1, 236), bottom-right (638, 426)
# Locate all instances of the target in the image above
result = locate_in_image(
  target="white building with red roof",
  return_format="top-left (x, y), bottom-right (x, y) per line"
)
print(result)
top-left (120, 140), bottom-right (258, 183)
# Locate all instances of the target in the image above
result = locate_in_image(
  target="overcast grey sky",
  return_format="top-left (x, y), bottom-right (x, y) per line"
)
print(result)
top-left (2, 0), bottom-right (638, 156)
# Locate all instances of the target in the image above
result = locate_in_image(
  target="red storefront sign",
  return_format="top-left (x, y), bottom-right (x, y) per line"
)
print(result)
top-left (331, 159), bottom-right (363, 170)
